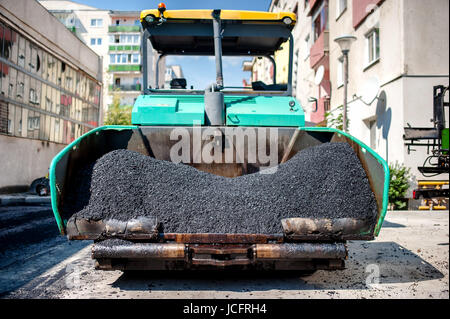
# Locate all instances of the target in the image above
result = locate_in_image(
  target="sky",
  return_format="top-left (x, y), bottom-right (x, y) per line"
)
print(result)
top-left (76, 0), bottom-right (272, 89)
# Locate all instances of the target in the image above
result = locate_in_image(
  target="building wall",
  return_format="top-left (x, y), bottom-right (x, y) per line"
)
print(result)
top-left (402, 0), bottom-right (449, 76)
top-left (0, 0), bottom-right (102, 191)
top-left (262, 0), bottom-right (449, 193)
top-left (327, 0), bottom-right (449, 188)
top-left (292, 1), bottom-right (317, 121)
top-left (0, 135), bottom-right (65, 191)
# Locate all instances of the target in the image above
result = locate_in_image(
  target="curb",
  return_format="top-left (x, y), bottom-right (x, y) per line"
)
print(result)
top-left (0, 195), bottom-right (51, 206)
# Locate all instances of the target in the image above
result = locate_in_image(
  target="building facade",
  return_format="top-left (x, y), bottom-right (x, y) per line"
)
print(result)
top-left (107, 11), bottom-right (143, 106)
top-left (0, 0), bottom-right (102, 192)
top-left (261, 0), bottom-right (449, 187)
top-left (327, 0), bottom-right (449, 184)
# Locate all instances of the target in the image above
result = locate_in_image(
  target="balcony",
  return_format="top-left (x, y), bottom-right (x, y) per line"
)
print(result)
top-left (109, 84), bottom-right (142, 91)
top-left (307, 0), bottom-right (322, 16)
top-left (353, 0), bottom-right (383, 28)
top-left (310, 30), bottom-right (329, 68)
top-left (108, 65), bottom-right (141, 72)
top-left (108, 25), bottom-right (141, 32)
top-left (310, 96), bottom-right (328, 124)
top-left (109, 45), bottom-right (140, 51)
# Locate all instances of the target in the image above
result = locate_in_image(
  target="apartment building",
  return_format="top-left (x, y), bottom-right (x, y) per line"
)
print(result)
top-left (0, 0), bottom-right (102, 191)
top-left (107, 11), bottom-right (143, 106)
top-left (327, 0), bottom-right (449, 182)
top-left (262, 0), bottom-right (449, 184)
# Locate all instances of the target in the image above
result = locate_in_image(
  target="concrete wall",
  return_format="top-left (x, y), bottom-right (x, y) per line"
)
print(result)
top-left (1, 0), bottom-right (102, 81)
top-left (403, 0), bottom-right (449, 76)
top-left (0, 135), bottom-right (65, 191)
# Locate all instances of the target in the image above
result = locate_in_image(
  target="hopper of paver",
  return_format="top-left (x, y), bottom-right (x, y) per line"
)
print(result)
top-left (49, 126), bottom-right (389, 271)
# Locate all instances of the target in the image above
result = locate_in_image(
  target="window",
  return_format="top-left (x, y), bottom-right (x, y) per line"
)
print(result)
top-left (133, 35), bottom-right (139, 43)
top-left (90, 19), bottom-right (103, 27)
top-left (17, 82), bottom-right (24, 98)
top-left (90, 38), bottom-right (102, 45)
top-left (337, 56), bottom-right (344, 87)
top-left (304, 34), bottom-right (311, 59)
top-left (110, 53), bottom-right (139, 65)
top-left (365, 28), bottom-right (380, 66)
top-left (28, 116), bottom-right (40, 130)
top-left (336, 0), bottom-right (347, 19)
top-left (312, 2), bottom-right (328, 41)
top-left (29, 88), bottom-right (37, 104)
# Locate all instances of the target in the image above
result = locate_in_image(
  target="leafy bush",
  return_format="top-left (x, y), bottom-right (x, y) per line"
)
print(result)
top-left (388, 162), bottom-right (411, 210)
top-left (104, 91), bottom-right (132, 125)
top-left (324, 105), bottom-right (349, 131)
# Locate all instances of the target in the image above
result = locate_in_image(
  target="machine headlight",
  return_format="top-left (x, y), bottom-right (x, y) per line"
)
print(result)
top-left (283, 17), bottom-right (293, 25)
top-left (145, 15), bottom-right (156, 23)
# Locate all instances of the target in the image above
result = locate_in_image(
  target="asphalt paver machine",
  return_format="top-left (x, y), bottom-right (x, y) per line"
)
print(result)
top-left (50, 6), bottom-right (389, 272)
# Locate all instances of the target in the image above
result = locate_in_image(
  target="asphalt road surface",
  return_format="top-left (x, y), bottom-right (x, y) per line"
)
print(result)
top-left (1, 206), bottom-right (448, 299)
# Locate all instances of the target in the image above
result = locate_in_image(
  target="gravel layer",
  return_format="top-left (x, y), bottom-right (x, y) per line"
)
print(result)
top-left (63, 143), bottom-right (378, 234)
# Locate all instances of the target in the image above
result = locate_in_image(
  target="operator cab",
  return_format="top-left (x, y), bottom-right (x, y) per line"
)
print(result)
top-left (134, 5), bottom-right (303, 127)
top-left (140, 6), bottom-right (296, 95)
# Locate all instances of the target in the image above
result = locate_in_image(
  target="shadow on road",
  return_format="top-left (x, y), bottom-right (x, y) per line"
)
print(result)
top-left (110, 241), bottom-right (444, 292)
top-left (380, 221), bottom-right (406, 228)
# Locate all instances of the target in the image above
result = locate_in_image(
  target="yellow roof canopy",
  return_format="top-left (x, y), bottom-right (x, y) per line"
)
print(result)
top-left (140, 9), bottom-right (297, 56)
top-left (140, 9), bottom-right (296, 26)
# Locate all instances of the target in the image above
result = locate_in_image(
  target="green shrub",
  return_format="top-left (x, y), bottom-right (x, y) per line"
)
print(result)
top-left (324, 105), bottom-right (349, 131)
top-left (388, 162), bottom-right (411, 210)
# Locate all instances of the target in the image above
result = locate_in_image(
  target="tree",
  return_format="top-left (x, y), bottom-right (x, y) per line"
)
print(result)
top-left (104, 91), bottom-right (132, 125)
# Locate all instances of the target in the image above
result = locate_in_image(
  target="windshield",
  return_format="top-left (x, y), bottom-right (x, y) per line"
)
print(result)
top-left (157, 54), bottom-right (288, 93)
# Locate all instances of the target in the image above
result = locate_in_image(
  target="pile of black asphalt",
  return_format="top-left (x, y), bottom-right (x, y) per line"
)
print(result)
top-left (63, 142), bottom-right (378, 234)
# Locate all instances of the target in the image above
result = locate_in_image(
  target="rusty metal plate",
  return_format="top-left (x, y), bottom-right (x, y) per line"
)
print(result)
top-left (67, 217), bottom-right (160, 240)
top-left (92, 242), bottom-right (185, 259)
top-left (189, 244), bottom-right (251, 255)
top-left (281, 217), bottom-right (371, 238)
top-left (255, 243), bottom-right (347, 259)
